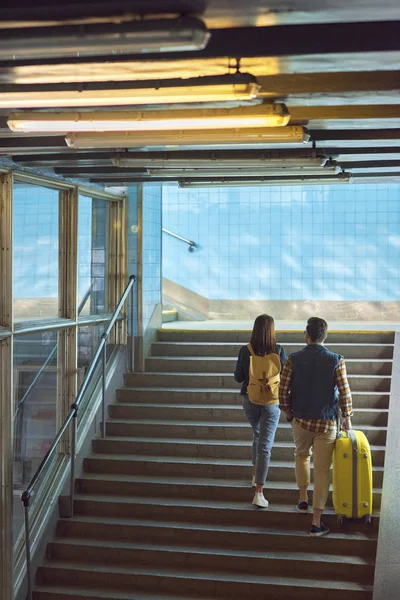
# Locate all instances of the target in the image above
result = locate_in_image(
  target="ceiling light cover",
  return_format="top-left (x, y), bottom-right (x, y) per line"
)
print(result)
top-left (8, 104), bottom-right (290, 134)
top-left (113, 155), bottom-right (327, 168)
top-left (146, 165), bottom-right (339, 177)
top-left (0, 17), bottom-right (211, 60)
top-left (178, 173), bottom-right (352, 187)
top-left (0, 74), bottom-right (261, 109)
top-left (65, 126), bottom-right (309, 149)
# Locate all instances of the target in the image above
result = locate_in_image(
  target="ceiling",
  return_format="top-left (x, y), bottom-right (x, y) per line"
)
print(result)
top-left (1, 0), bottom-right (400, 186)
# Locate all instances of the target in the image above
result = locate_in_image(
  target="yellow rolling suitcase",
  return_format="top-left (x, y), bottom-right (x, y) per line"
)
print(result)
top-left (332, 429), bottom-right (373, 524)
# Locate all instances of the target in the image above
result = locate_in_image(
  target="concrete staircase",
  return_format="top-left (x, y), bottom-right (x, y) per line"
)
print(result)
top-left (33, 329), bottom-right (393, 600)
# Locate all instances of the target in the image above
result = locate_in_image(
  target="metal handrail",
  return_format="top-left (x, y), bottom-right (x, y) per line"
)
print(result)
top-left (21, 274), bottom-right (136, 600)
top-left (13, 283), bottom-right (93, 424)
top-left (162, 228), bottom-right (196, 252)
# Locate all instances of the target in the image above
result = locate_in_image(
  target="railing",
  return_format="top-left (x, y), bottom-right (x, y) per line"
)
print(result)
top-left (21, 274), bottom-right (136, 600)
top-left (13, 283), bottom-right (93, 426)
top-left (162, 228), bottom-right (196, 252)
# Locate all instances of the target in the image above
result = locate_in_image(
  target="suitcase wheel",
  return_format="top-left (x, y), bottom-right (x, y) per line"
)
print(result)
top-left (364, 515), bottom-right (372, 525)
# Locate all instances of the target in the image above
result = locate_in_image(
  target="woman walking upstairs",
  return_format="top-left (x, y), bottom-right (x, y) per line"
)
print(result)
top-left (234, 315), bottom-right (287, 508)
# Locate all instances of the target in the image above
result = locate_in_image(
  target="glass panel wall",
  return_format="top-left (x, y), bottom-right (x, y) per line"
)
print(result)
top-left (13, 184), bottom-right (59, 321)
top-left (12, 330), bottom-right (59, 544)
top-left (78, 196), bottom-right (109, 315)
top-left (1, 174), bottom-right (125, 596)
top-left (77, 323), bottom-right (114, 423)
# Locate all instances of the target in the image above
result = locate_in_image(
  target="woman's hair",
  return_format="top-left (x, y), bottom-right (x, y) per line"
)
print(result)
top-left (250, 314), bottom-right (278, 356)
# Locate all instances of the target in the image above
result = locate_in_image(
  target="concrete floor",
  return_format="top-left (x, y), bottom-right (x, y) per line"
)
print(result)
top-left (163, 320), bottom-right (400, 331)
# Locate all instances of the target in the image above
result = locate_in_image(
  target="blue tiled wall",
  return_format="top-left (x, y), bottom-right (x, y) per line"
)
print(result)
top-left (90, 199), bottom-right (108, 313)
top-left (162, 183), bottom-right (400, 301)
top-left (127, 186), bottom-right (139, 336)
top-left (77, 196), bottom-right (108, 314)
top-left (142, 184), bottom-right (162, 331)
top-left (77, 195), bottom-right (92, 299)
top-left (13, 184), bottom-right (59, 300)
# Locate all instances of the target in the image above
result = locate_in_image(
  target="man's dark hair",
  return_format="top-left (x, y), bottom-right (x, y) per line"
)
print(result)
top-left (306, 317), bottom-right (328, 343)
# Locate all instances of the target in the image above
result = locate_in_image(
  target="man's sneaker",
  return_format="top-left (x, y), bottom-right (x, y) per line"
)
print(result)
top-left (296, 501), bottom-right (309, 514)
top-left (251, 475), bottom-right (256, 487)
top-left (309, 522), bottom-right (330, 537)
top-left (252, 492), bottom-right (269, 508)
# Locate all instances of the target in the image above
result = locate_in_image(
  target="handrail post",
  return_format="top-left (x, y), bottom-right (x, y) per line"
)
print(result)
top-left (130, 280), bottom-right (135, 373)
top-left (69, 404), bottom-right (78, 517)
top-left (101, 336), bottom-right (107, 438)
top-left (21, 491), bottom-right (32, 600)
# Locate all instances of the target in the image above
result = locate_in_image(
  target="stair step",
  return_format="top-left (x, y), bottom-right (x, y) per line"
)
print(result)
top-left (106, 420), bottom-right (387, 446)
top-left (151, 341), bottom-right (394, 359)
top-left (93, 437), bottom-right (387, 466)
top-left (157, 329), bottom-right (394, 344)
top-left (108, 403), bottom-right (389, 427)
top-left (124, 372), bottom-right (392, 392)
top-left (73, 486), bottom-right (382, 517)
top-left (47, 538), bottom-right (374, 583)
top-left (145, 357), bottom-right (393, 375)
top-left (82, 453), bottom-right (385, 487)
top-left (57, 515), bottom-right (378, 557)
top-left (116, 388), bottom-right (390, 409)
top-left (34, 587), bottom-right (192, 600)
top-left (36, 561), bottom-right (374, 599)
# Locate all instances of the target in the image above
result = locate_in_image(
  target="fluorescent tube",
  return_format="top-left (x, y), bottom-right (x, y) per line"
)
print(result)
top-left (0, 17), bottom-right (210, 60)
top-left (8, 105), bottom-right (290, 134)
top-left (65, 127), bottom-right (309, 149)
top-left (0, 74), bottom-right (260, 110)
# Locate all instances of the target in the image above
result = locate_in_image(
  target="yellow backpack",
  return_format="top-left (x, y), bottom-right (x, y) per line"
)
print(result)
top-left (247, 343), bottom-right (281, 405)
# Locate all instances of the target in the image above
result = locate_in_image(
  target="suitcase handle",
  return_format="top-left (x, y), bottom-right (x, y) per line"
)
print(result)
top-left (336, 408), bottom-right (341, 438)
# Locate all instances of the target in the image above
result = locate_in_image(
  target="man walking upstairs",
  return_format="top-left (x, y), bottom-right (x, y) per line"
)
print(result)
top-left (279, 317), bottom-right (353, 537)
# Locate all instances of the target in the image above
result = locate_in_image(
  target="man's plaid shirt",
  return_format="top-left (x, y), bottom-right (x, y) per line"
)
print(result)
top-left (279, 354), bottom-right (353, 433)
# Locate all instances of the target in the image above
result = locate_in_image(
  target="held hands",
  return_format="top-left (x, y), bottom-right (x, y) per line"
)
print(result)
top-left (285, 410), bottom-right (294, 423)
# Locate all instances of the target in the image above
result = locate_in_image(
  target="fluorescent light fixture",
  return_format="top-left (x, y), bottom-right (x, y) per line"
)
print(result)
top-left (113, 154), bottom-right (327, 168)
top-left (0, 17), bottom-right (210, 60)
top-left (147, 165), bottom-right (340, 177)
top-left (66, 126), bottom-right (309, 149)
top-left (178, 173), bottom-right (353, 187)
top-left (0, 74), bottom-right (261, 110)
top-left (8, 105), bottom-right (290, 134)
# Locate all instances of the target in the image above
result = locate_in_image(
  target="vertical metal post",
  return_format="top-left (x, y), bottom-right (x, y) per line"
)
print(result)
top-left (0, 173), bottom-right (14, 600)
top-left (22, 494), bottom-right (32, 600)
top-left (130, 282), bottom-right (135, 373)
top-left (69, 407), bottom-right (77, 517)
top-left (101, 341), bottom-right (107, 438)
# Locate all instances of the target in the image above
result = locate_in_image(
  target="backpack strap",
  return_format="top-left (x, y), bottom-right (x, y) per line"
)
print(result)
top-left (247, 343), bottom-right (255, 356)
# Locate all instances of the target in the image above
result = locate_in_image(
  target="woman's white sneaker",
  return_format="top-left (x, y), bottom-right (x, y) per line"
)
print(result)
top-left (252, 492), bottom-right (269, 508)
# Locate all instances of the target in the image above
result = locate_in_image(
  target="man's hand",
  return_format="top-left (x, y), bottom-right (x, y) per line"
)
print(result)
top-left (341, 416), bottom-right (352, 431)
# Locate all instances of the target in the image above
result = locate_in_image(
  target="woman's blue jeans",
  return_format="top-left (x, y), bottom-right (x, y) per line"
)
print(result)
top-left (242, 396), bottom-right (280, 486)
